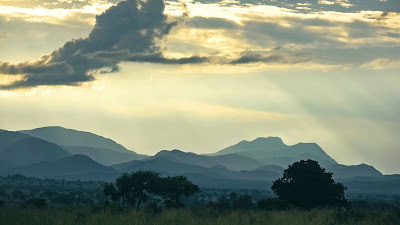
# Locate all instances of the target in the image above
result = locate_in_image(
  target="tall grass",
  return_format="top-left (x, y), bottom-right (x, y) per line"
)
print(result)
top-left (0, 207), bottom-right (399, 225)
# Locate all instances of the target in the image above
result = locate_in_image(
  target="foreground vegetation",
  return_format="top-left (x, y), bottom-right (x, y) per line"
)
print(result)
top-left (1, 161), bottom-right (399, 225)
top-left (0, 207), bottom-right (399, 225)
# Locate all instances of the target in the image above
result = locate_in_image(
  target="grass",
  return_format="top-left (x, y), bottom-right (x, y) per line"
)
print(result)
top-left (0, 207), bottom-right (399, 225)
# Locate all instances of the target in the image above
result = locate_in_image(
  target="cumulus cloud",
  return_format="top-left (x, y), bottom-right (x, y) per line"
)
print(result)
top-left (0, 0), bottom-right (318, 90)
top-left (0, 0), bottom-right (207, 90)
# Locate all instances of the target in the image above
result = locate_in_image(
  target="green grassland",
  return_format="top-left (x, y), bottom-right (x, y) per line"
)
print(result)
top-left (1, 207), bottom-right (399, 225)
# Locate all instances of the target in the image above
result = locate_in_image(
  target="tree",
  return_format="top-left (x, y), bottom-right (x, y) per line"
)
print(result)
top-left (26, 198), bottom-right (47, 208)
top-left (229, 192), bottom-right (237, 206)
top-left (234, 194), bottom-right (254, 209)
top-left (209, 196), bottom-right (231, 210)
top-left (271, 159), bottom-right (348, 208)
top-left (103, 171), bottom-right (161, 209)
top-left (12, 190), bottom-right (27, 202)
top-left (157, 176), bottom-right (200, 208)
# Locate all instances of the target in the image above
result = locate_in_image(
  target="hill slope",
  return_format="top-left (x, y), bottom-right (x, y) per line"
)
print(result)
top-left (152, 150), bottom-right (265, 171)
top-left (326, 164), bottom-right (383, 179)
top-left (62, 146), bottom-right (147, 166)
top-left (4, 154), bottom-right (119, 181)
top-left (0, 131), bottom-right (71, 169)
top-left (20, 126), bottom-right (134, 154)
top-left (215, 137), bottom-right (337, 167)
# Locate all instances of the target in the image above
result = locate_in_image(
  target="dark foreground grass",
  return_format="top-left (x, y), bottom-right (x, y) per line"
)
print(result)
top-left (0, 207), bottom-right (399, 225)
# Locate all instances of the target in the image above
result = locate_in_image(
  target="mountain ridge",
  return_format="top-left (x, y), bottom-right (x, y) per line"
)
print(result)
top-left (214, 137), bottom-right (337, 167)
top-left (20, 126), bottom-right (135, 154)
top-left (1, 126), bottom-right (397, 191)
top-left (3, 154), bottom-right (119, 181)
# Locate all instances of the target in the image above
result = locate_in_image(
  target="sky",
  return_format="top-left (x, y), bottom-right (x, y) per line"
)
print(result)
top-left (0, 0), bottom-right (399, 174)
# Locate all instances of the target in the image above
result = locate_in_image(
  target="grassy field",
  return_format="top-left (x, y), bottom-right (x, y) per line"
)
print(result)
top-left (0, 207), bottom-right (399, 225)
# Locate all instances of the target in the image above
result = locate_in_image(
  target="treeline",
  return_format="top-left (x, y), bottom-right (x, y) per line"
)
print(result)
top-left (1, 160), bottom-right (400, 211)
top-left (0, 174), bottom-right (106, 207)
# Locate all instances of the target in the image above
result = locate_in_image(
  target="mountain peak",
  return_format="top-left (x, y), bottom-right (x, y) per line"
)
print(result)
top-left (215, 136), bottom-right (337, 166)
top-left (253, 137), bottom-right (284, 144)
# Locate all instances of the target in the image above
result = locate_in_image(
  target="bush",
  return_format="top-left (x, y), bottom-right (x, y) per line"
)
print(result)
top-left (208, 196), bottom-right (231, 211)
top-left (333, 207), bottom-right (364, 223)
top-left (26, 198), bottom-right (47, 208)
top-left (257, 198), bottom-right (293, 210)
top-left (146, 199), bottom-right (164, 214)
top-left (234, 195), bottom-right (255, 209)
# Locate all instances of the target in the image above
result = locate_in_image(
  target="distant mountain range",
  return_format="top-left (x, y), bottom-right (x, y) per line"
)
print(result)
top-left (214, 137), bottom-right (337, 167)
top-left (0, 126), bottom-right (399, 193)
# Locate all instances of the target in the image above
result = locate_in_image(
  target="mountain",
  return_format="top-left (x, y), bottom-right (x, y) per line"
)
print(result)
top-left (0, 131), bottom-right (71, 169)
top-left (62, 146), bottom-right (147, 166)
top-left (214, 137), bottom-right (337, 167)
top-left (151, 150), bottom-right (265, 171)
top-left (326, 164), bottom-right (383, 179)
top-left (20, 126), bottom-right (134, 154)
top-left (253, 165), bottom-right (285, 174)
top-left (112, 157), bottom-right (281, 189)
top-left (4, 154), bottom-right (119, 181)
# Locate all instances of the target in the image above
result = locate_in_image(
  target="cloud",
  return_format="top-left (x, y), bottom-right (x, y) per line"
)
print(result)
top-left (0, 0), bottom-right (319, 90)
top-left (0, 0), bottom-right (208, 90)
top-left (0, 31), bottom-right (6, 39)
top-left (360, 58), bottom-right (400, 70)
top-left (227, 51), bottom-right (312, 65)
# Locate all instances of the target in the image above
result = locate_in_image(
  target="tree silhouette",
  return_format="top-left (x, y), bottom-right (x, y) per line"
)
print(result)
top-left (156, 176), bottom-right (200, 208)
top-left (103, 171), bottom-right (200, 209)
top-left (271, 159), bottom-right (348, 208)
top-left (234, 194), bottom-right (254, 209)
top-left (103, 171), bottom-right (161, 209)
top-left (229, 192), bottom-right (237, 206)
top-left (26, 198), bottom-right (47, 208)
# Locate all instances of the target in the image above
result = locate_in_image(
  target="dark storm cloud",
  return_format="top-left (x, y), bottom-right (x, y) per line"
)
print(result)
top-left (0, 0), bottom-right (207, 90)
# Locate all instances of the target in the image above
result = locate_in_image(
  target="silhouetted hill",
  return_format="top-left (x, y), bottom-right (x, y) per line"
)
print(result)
top-left (0, 131), bottom-right (70, 169)
top-left (253, 165), bottom-right (285, 174)
top-left (20, 126), bottom-right (134, 154)
top-left (0, 131), bottom-right (31, 151)
top-left (326, 164), bottom-right (383, 179)
top-left (151, 150), bottom-right (265, 171)
top-left (112, 157), bottom-right (281, 188)
top-left (62, 146), bottom-right (148, 166)
top-left (214, 137), bottom-right (337, 167)
top-left (4, 154), bottom-right (119, 181)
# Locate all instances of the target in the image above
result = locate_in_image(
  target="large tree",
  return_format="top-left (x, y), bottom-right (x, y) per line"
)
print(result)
top-left (103, 171), bottom-right (161, 209)
top-left (156, 176), bottom-right (200, 208)
top-left (103, 171), bottom-right (200, 209)
top-left (271, 159), bottom-right (348, 208)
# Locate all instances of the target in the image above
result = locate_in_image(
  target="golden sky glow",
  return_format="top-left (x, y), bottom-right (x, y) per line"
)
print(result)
top-left (0, 0), bottom-right (400, 174)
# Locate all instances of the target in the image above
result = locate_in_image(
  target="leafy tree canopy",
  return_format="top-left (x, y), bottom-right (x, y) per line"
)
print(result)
top-left (271, 159), bottom-right (348, 208)
top-left (156, 176), bottom-right (200, 207)
top-left (103, 171), bottom-right (161, 209)
top-left (103, 171), bottom-right (199, 209)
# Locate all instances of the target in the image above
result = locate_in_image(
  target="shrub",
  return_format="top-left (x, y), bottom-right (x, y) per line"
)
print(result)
top-left (257, 198), bottom-right (293, 210)
top-left (26, 198), bottom-right (47, 208)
